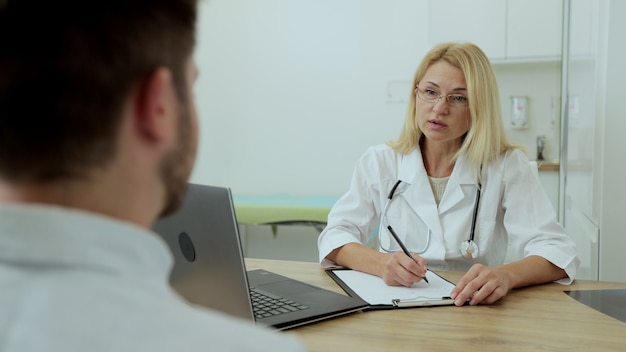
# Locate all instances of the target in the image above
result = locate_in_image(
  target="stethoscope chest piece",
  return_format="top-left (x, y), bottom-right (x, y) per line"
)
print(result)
top-left (459, 240), bottom-right (479, 259)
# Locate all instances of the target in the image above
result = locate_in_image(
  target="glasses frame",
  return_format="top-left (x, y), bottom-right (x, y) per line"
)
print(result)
top-left (415, 86), bottom-right (469, 109)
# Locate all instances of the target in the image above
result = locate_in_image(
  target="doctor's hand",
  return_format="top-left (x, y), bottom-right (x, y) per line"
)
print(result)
top-left (449, 263), bottom-right (512, 306)
top-left (381, 251), bottom-right (429, 287)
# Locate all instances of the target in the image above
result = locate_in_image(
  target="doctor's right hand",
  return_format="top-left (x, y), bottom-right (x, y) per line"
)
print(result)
top-left (381, 251), bottom-right (428, 287)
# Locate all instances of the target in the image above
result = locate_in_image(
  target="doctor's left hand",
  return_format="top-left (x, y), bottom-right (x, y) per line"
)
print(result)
top-left (449, 263), bottom-right (512, 306)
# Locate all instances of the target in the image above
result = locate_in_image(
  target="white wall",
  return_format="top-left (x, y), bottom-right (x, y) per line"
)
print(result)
top-left (191, 0), bottom-right (564, 200)
top-left (191, 0), bottom-right (430, 195)
top-left (189, 0), bottom-right (626, 278)
top-left (190, 1), bottom-right (565, 263)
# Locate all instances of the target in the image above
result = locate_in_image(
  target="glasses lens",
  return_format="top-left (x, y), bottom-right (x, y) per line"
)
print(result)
top-left (416, 87), bottom-right (468, 108)
top-left (448, 94), bottom-right (468, 108)
top-left (416, 87), bottom-right (437, 103)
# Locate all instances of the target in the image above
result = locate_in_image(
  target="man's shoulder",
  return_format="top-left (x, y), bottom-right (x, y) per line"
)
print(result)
top-left (87, 279), bottom-right (306, 350)
top-left (0, 257), bottom-right (305, 351)
top-left (3, 282), bottom-right (306, 351)
top-left (127, 304), bottom-right (306, 351)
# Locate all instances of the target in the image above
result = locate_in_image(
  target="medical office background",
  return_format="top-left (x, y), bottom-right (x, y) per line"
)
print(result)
top-left (189, 0), bottom-right (626, 282)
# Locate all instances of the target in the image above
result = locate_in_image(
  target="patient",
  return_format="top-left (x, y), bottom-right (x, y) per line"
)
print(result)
top-left (0, 0), bottom-right (305, 350)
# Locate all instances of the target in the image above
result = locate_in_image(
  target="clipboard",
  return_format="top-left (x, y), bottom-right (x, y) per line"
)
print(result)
top-left (326, 268), bottom-right (457, 309)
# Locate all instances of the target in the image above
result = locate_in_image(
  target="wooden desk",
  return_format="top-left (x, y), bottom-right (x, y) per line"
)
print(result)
top-left (245, 258), bottom-right (626, 352)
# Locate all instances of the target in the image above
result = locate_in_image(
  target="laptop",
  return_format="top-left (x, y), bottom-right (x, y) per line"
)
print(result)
top-left (152, 183), bottom-right (367, 330)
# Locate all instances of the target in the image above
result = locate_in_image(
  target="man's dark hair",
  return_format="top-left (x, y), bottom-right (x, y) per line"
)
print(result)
top-left (0, 0), bottom-right (198, 182)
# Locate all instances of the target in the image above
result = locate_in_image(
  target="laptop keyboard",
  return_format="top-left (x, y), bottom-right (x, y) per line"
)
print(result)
top-left (250, 287), bottom-right (309, 319)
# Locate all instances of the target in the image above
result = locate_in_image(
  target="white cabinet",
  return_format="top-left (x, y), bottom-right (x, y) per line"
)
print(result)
top-left (568, 0), bottom-right (596, 57)
top-left (428, 0), bottom-right (563, 61)
top-left (428, 0), bottom-right (506, 60)
top-left (507, 0), bottom-right (563, 59)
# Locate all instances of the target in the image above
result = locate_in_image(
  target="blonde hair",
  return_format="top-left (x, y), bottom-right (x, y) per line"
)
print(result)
top-left (387, 42), bottom-right (522, 183)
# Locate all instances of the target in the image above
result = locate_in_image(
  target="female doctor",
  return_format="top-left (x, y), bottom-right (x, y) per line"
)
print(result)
top-left (317, 42), bottom-right (579, 306)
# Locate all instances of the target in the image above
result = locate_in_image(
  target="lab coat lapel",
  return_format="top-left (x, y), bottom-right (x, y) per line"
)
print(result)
top-left (438, 154), bottom-right (476, 214)
top-left (397, 148), bottom-right (443, 237)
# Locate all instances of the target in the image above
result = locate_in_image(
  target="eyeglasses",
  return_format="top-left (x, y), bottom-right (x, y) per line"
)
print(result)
top-left (415, 86), bottom-right (469, 108)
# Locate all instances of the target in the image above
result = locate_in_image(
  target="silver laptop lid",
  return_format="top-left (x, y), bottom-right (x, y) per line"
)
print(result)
top-left (152, 183), bottom-right (255, 321)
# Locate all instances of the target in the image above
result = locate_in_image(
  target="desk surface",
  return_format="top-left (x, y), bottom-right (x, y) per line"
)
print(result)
top-left (245, 258), bottom-right (626, 352)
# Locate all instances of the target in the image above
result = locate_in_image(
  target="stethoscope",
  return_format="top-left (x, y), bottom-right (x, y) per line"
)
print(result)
top-left (378, 179), bottom-right (482, 259)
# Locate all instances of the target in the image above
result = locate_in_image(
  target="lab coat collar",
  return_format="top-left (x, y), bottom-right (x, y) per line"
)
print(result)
top-left (437, 154), bottom-right (477, 214)
top-left (397, 146), bottom-right (477, 218)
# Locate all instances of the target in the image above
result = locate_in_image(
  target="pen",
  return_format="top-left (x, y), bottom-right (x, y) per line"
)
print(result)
top-left (387, 225), bottom-right (429, 284)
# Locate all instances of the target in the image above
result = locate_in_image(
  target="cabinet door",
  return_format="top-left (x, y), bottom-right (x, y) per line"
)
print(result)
top-left (561, 0), bottom-right (600, 281)
top-left (569, 0), bottom-right (595, 57)
top-left (563, 207), bottom-right (599, 280)
top-left (428, 0), bottom-right (506, 60)
top-left (506, 0), bottom-right (563, 59)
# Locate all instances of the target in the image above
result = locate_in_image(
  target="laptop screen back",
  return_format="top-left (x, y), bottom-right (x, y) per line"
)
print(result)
top-left (152, 183), bottom-right (255, 321)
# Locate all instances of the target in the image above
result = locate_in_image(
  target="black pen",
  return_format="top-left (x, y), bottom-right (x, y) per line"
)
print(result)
top-left (387, 225), bottom-right (429, 283)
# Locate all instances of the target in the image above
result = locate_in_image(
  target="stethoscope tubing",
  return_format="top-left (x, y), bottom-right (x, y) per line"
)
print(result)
top-left (379, 179), bottom-right (481, 259)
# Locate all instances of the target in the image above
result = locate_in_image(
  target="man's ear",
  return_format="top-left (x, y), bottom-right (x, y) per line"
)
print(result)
top-left (132, 67), bottom-right (176, 143)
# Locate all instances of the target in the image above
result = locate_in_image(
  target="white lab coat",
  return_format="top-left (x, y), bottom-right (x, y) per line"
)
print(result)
top-left (318, 144), bottom-right (579, 284)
